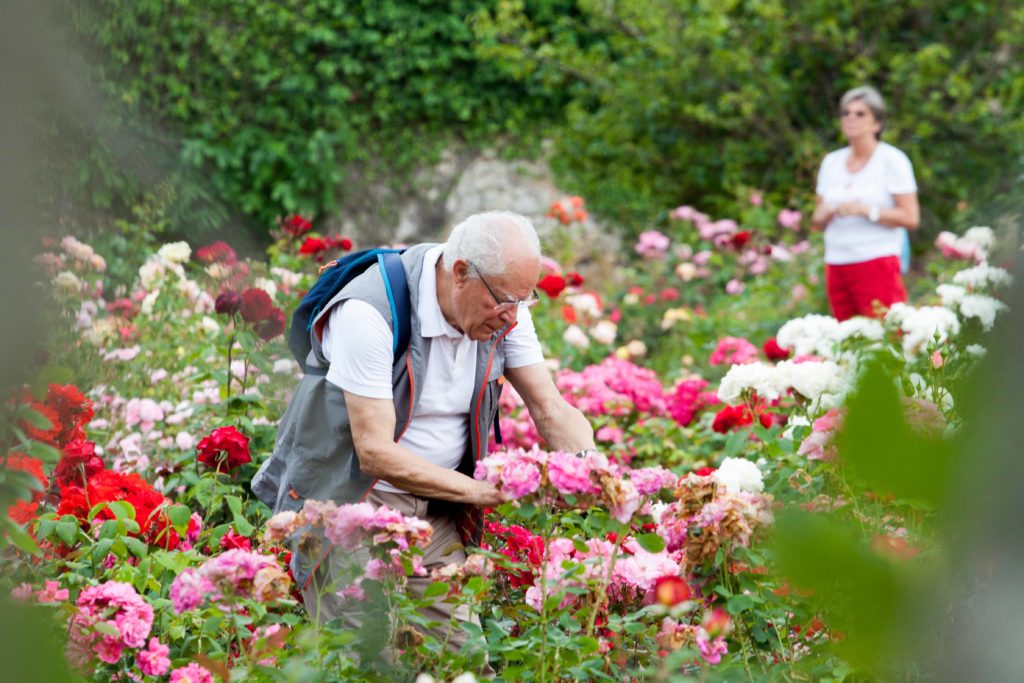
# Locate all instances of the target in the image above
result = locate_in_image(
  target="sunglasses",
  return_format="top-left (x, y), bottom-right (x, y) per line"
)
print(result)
top-left (840, 109), bottom-right (871, 119)
top-left (468, 261), bottom-right (540, 313)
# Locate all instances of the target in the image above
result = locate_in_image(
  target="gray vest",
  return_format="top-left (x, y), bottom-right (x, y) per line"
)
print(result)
top-left (251, 243), bottom-right (508, 529)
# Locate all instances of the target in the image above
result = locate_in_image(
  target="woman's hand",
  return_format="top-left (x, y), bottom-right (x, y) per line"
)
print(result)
top-left (811, 203), bottom-right (837, 230)
top-left (835, 201), bottom-right (869, 218)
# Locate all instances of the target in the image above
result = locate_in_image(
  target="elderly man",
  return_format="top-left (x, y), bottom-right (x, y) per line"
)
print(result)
top-left (253, 210), bottom-right (594, 658)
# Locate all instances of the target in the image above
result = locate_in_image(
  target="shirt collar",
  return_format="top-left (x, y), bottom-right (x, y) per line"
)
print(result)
top-left (418, 245), bottom-right (464, 340)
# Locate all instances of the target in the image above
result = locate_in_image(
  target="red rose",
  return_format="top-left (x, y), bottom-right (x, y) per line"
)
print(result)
top-left (298, 237), bottom-right (327, 255)
top-left (254, 307), bottom-right (286, 341)
top-left (196, 426), bottom-right (251, 471)
top-left (215, 290), bottom-right (242, 315)
top-left (693, 466), bottom-right (717, 477)
top-left (566, 271), bottom-right (584, 287)
top-left (284, 215), bottom-right (313, 236)
top-left (220, 529), bottom-right (253, 552)
top-left (762, 337), bottom-right (792, 361)
top-left (240, 288), bottom-right (275, 324)
top-left (54, 439), bottom-right (104, 487)
top-left (711, 405), bottom-right (755, 433)
top-left (561, 305), bottom-right (577, 324)
top-left (536, 274), bottom-right (567, 298)
top-left (106, 298), bottom-right (139, 319)
top-left (729, 230), bottom-right (752, 249)
top-left (329, 236), bottom-right (353, 251)
top-left (195, 241), bottom-right (238, 266)
top-left (45, 384), bottom-right (94, 444)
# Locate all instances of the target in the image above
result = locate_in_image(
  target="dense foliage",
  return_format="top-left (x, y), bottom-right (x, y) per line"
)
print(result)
top-left (474, 0), bottom-right (1024, 231)
top-left (60, 1), bottom-right (1023, 242)
top-left (64, 0), bottom-right (576, 236)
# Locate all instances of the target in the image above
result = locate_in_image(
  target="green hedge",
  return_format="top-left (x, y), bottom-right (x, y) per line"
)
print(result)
top-left (474, 0), bottom-right (1024, 234)
top-left (66, 0), bottom-right (576, 237)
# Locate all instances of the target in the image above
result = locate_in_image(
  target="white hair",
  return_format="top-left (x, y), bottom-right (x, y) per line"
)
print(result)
top-left (442, 210), bottom-right (541, 276)
top-left (839, 85), bottom-right (887, 139)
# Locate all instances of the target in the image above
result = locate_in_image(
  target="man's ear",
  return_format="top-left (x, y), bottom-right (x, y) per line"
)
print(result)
top-left (452, 259), bottom-right (472, 287)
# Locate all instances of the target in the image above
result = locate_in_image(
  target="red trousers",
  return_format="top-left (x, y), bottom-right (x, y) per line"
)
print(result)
top-left (825, 255), bottom-right (906, 321)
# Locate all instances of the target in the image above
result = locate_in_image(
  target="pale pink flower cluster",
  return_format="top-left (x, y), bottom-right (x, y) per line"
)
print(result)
top-left (66, 581), bottom-right (154, 670)
top-left (170, 549), bottom-right (289, 613)
top-left (796, 408), bottom-right (844, 461)
top-left (524, 535), bottom-right (683, 612)
top-left (708, 337), bottom-right (759, 366)
top-left (475, 446), bottom-right (677, 523)
top-left (557, 357), bottom-right (668, 416)
top-left (777, 209), bottom-right (803, 231)
top-left (264, 500), bottom-right (433, 553)
top-left (635, 230), bottom-right (671, 259)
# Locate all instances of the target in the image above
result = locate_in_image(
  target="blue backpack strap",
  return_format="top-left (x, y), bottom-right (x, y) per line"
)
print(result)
top-left (378, 251), bottom-right (412, 363)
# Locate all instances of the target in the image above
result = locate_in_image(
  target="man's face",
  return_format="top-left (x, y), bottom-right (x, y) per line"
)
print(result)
top-left (451, 256), bottom-right (541, 342)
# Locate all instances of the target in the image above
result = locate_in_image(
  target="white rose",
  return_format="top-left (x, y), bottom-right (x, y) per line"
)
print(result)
top-left (52, 271), bottom-right (82, 296)
top-left (713, 457), bottom-right (764, 494)
top-left (254, 278), bottom-right (278, 300)
top-left (157, 241), bottom-right (192, 265)
top-left (563, 325), bottom-right (590, 349)
top-left (589, 320), bottom-right (617, 345)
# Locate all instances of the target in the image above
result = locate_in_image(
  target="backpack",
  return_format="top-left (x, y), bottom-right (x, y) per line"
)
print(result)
top-left (287, 248), bottom-right (411, 375)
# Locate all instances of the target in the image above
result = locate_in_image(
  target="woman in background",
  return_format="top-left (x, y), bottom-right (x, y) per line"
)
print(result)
top-left (811, 86), bottom-right (920, 321)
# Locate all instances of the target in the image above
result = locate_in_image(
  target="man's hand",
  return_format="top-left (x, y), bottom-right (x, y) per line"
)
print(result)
top-left (470, 480), bottom-right (504, 507)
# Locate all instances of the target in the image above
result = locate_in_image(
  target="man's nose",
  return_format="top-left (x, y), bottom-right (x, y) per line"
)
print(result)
top-left (498, 306), bottom-right (518, 324)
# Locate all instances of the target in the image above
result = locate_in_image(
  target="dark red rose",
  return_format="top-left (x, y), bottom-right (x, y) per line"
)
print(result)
top-left (215, 290), bottom-right (243, 315)
top-left (566, 271), bottom-right (584, 287)
top-left (762, 337), bottom-right (792, 361)
top-left (298, 237), bottom-right (327, 255)
top-left (240, 288), bottom-right (275, 324)
top-left (330, 236), bottom-right (353, 251)
top-left (729, 230), bottom-right (752, 249)
top-left (284, 215), bottom-right (313, 236)
top-left (536, 274), bottom-right (567, 298)
top-left (196, 241), bottom-right (238, 266)
top-left (220, 528), bottom-right (252, 552)
top-left (254, 307), bottom-right (286, 341)
top-left (196, 426), bottom-right (251, 471)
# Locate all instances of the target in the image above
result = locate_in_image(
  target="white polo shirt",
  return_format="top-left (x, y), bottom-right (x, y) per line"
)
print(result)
top-left (816, 141), bottom-right (917, 265)
top-left (321, 245), bottom-right (545, 493)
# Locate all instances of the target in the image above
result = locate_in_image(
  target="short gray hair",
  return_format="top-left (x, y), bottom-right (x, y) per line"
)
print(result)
top-left (839, 86), bottom-right (887, 139)
top-left (442, 211), bottom-right (541, 276)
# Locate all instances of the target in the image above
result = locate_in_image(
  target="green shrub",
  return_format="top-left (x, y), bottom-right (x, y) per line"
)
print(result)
top-left (474, 0), bottom-right (1024, 235)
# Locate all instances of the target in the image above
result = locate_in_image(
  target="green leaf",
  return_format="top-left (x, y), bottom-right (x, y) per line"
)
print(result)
top-left (634, 533), bottom-right (666, 554)
top-left (166, 504), bottom-right (192, 536)
top-left (422, 582), bottom-right (450, 599)
top-left (93, 621), bottom-right (121, 638)
top-left (837, 359), bottom-right (953, 506)
top-left (4, 519), bottom-right (41, 556)
top-left (123, 537), bottom-right (149, 558)
top-left (22, 440), bottom-right (62, 464)
top-left (55, 516), bottom-right (80, 547)
top-left (92, 537), bottom-right (115, 561)
top-left (225, 495), bottom-right (255, 536)
top-left (727, 594), bottom-right (755, 614)
top-left (18, 406), bottom-right (55, 430)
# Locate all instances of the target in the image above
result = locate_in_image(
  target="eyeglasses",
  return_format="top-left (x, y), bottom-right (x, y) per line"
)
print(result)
top-left (468, 261), bottom-right (540, 313)
top-left (840, 109), bottom-right (870, 119)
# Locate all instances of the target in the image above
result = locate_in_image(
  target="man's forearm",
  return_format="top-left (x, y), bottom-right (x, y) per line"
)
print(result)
top-left (532, 401), bottom-right (595, 452)
top-left (357, 441), bottom-right (492, 504)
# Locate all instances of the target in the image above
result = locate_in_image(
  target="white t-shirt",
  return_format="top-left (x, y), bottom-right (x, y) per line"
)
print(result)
top-left (321, 245), bottom-right (545, 492)
top-left (816, 141), bottom-right (917, 265)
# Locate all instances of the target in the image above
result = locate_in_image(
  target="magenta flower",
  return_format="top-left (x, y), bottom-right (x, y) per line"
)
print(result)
top-left (777, 208), bottom-right (803, 230)
top-left (635, 230), bottom-right (671, 259)
top-left (136, 638), bottom-right (171, 677)
top-left (547, 450), bottom-right (595, 495)
top-left (35, 580), bottom-right (69, 603)
top-left (708, 336), bottom-right (759, 366)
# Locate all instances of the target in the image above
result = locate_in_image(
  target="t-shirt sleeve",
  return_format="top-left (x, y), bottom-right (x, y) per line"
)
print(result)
top-left (504, 305), bottom-right (546, 369)
top-left (322, 299), bottom-right (394, 399)
top-left (886, 148), bottom-right (918, 195)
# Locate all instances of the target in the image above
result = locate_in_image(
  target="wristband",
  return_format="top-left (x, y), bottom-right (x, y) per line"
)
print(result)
top-left (868, 206), bottom-right (880, 222)
top-left (574, 449), bottom-right (598, 459)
